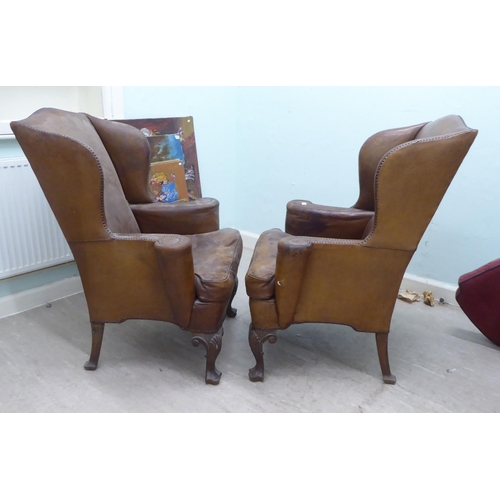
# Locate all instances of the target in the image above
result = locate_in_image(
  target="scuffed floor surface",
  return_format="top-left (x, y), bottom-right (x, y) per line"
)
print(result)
top-left (1, 248), bottom-right (499, 413)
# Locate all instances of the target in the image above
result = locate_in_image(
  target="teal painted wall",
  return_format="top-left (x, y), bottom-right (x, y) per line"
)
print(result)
top-left (124, 86), bottom-right (500, 285)
top-left (0, 262), bottom-right (79, 299)
top-left (0, 139), bottom-right (23, 158)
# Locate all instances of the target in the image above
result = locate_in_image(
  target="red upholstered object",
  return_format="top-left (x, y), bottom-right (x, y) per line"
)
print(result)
top-left (456, 258), bottom-right (500, 346)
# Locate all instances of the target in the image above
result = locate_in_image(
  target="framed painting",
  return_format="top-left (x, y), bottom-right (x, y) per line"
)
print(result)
top-left (117, 116), bottom-right (202, 202)
top-left (150, 160), bottom-right (189, 203)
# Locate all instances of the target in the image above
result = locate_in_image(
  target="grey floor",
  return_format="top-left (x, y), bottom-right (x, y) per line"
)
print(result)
top-left (1, 247), bottom-right (499, 413)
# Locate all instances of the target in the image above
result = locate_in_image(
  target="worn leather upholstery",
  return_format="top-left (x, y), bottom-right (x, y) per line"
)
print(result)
top-left (246, 229), bottom-right (288, 300)
top-left (245, 115), bottom-right (478, 384)
top-left (11, 107), bottom-right (242, 384)
top-left (130, 198), bottom-right (220, 235)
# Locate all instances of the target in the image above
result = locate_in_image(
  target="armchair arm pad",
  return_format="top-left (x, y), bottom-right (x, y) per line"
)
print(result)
top-left (275, 237), bottom-right (313, 329)
top-left (285, 200), bottom-right (373, 239)
top-left (130, 198), bottom-right (220, 235)
top-left (154, 235), bottom-right (196, 329)
top-left (113, 233), bottom-right (196, 328)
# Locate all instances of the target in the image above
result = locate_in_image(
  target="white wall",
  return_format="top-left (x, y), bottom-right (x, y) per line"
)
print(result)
top-left (123, 86), bottom-right (500, 286)
top-left (0, 86), bottom-right (103, 123)
top-left (0, 86), bottom-right (105, 159)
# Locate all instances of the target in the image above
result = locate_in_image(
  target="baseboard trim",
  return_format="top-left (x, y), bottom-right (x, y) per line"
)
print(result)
top-left (0, 276), bottom-right (83, 319)
top-left (401, 274), bottom-right (458, 305)
top-left (240, 230), bottom-right (260, 251)
top-left (240, 230), bottom-right (459, 305)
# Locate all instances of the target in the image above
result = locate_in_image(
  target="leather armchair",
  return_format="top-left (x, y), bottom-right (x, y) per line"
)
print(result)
top-left (245, 115), bottom-right (478, 384)
top-left (11, 108), bottom-right (242, 385)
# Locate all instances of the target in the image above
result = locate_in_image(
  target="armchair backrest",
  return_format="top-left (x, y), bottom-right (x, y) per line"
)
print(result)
top-left (87, 114), bottom-right (154, 204)
top-left (11, 108), bottom-right (141, 243)
top-left (363, 115), bottom-right (478, 251)
top-left (354, 115), bottom-right (477, 214)
top-left (354, 122), bottom-right (426, 211)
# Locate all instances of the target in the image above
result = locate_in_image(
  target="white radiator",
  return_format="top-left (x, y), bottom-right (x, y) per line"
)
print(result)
top-left (0, 157), bottom-right (73, 279)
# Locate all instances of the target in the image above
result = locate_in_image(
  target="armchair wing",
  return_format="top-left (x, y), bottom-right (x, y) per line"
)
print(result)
top-left (88, 112), bottom-right (220, 234)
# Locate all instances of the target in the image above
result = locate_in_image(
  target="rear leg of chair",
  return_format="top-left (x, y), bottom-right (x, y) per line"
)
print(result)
top-left (248, 324), bottom-right (277, 382)
top-left (226, 277), bottom-right (238, 318)
top-left (375, 332), bottom-right (396, 384)
top-left (191, 329), bottom-right (224, 385)
top-left (84, 322), bottom-right (104, 371)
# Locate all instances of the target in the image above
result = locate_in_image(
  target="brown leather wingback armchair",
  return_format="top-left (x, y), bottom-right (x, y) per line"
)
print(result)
top-left (245, 115), bottom-right (478, 384)
top-left (11, 107), bottom-right (242, 385)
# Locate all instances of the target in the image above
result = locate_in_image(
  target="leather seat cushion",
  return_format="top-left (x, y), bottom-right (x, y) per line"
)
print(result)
top-left (189, 228), bottom-right (243, 302)
top-left (456, 258), bottom-right (500, 347)
top-left (245, 228), bottom-right (288, 300)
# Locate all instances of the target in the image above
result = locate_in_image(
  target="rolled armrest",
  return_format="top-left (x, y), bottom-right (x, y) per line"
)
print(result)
top-left (130, 198), bottom-right (220, 235)
top-left (154, 235), bottom-right (196, 329)
top-left (245, 228), bottom-right (287, 300)
top-left (275, 237), bottom-right (313, 329)
top-left (112, 234), bottom-right (196, 327)
top-left (285, 199), bottom-right (373, 239)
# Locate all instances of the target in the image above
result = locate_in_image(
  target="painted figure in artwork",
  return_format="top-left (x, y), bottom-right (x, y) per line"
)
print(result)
top-left (157, 172), bottom-right (178, 203)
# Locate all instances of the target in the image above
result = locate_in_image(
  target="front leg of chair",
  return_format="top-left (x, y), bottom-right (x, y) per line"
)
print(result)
top-left (191, 329), bottom-right (224, 385)
top-left (248, 324), bottom-right (277, 382)
top-left (226, 277), bottom-right (238, 318)
top-left (375, 332), bottom-right (396, 384)
top-left (84, 322), bottom-right (104, 371)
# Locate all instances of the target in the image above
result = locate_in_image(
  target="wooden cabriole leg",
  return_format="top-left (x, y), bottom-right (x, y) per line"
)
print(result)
top-left (375, 332), bottom-right (397, 384)
top-left (84, 322), bottom-right (104, 371)
top-left (191, 329), bottom-right (224, 385)
top-left (226, 277), bottom-right (238, 318)
top-left (248, 324), bottom-right (277, 382)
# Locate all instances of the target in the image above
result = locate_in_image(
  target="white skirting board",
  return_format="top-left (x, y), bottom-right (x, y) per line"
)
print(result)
top-left (0, 276), bottom-right (83, 319)
top-left (240, 230), bottom-right (459, 305)
top-left (400, 274), bottom-right (458, 306)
